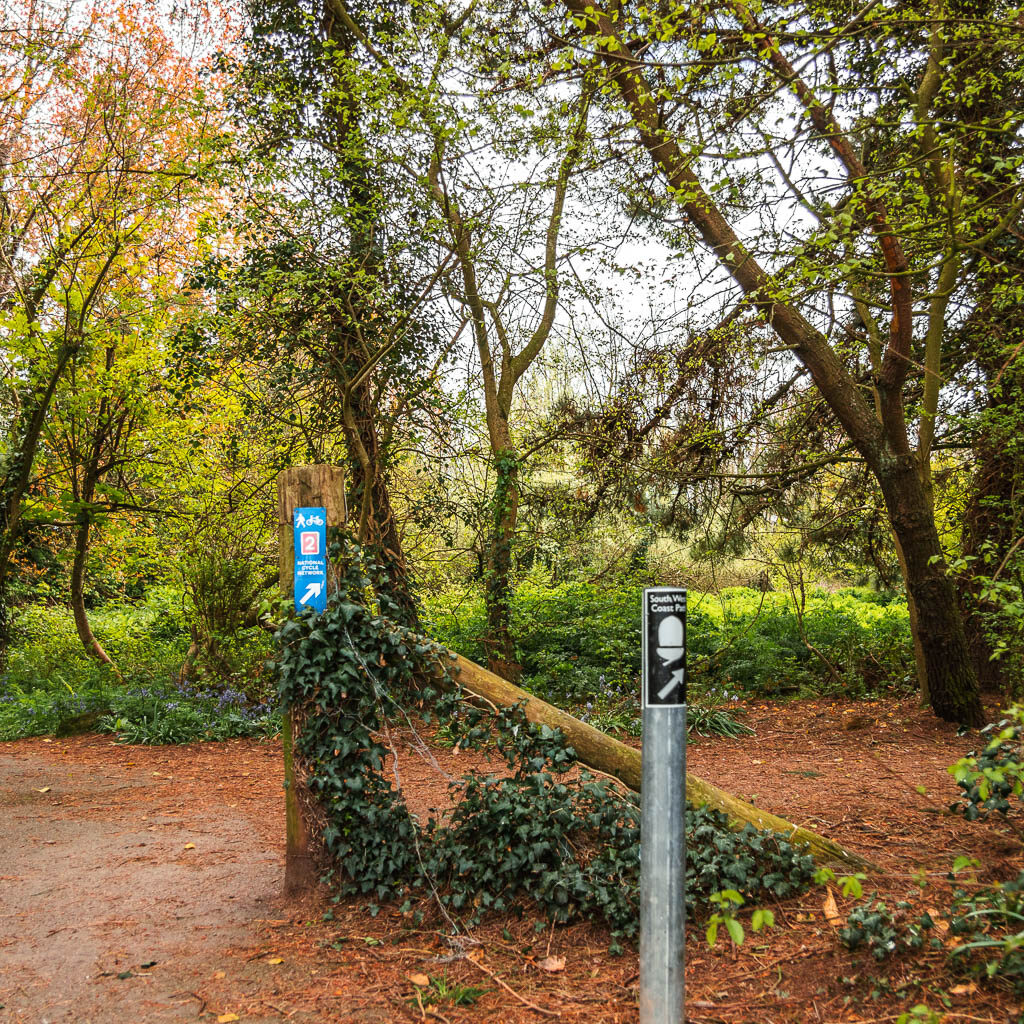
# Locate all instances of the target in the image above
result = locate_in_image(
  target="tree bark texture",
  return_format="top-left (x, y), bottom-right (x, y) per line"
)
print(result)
top-left (341, 376), bottom-right (420, 628)
top-left (485, 447), bottom-right (521, 681)
top-left (875, 455), bottom-right (983, 723)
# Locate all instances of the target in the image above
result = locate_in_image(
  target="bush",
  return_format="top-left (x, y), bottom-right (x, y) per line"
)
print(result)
top-left (0, 675), bottom-right (279, 744)
top-left (838, 898), bottom-right (935, 960)
top-left (425, 582), bottom-right (913, 708)
top-left (0, 599), bottom-right (276, 744)
top-left (949, 704), bottom-right (1024, 820)
top-left (949, 871), bottom-right (1024, 993)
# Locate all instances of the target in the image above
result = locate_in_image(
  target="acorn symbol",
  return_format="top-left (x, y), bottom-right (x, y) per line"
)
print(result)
top-left (656, 615), bottom-right (685, 667)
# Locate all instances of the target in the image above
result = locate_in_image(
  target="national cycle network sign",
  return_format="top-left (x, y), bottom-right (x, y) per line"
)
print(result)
top-left (293, 506), bottom-right (327, 613)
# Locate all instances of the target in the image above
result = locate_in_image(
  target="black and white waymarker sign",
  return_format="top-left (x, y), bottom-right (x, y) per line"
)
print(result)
top-left (642, 587), bottom-right (687, 708)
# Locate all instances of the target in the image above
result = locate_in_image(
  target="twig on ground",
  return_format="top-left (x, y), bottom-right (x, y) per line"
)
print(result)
top-left (465, 954), bottom-right (561, 1017)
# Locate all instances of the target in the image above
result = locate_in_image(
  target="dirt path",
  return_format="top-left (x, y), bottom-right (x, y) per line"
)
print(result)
top-left (2, 700), bottom-right (1023, 1023)
top-left (0, 738), bottom-right (293, 1024)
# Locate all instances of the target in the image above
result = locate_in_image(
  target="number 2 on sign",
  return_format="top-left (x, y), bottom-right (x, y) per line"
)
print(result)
top-left (300, 532), bottom-right (320, 555)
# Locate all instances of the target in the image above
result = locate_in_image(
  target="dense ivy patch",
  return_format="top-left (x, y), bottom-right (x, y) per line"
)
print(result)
top-left (838, 899), bottom-right (935, 961)
top-left (950, 705), bottom-right (1024, 820)
top-left (275, 542), bottom-right (816, 944)
top-left (836, 873), bottom-right (1024, 995)
top-left (949, 870), bottom-right (1024, 993)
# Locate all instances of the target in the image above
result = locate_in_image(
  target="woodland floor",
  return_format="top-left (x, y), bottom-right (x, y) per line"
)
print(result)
top-left (1, 697), bottom-right (1022, 1024)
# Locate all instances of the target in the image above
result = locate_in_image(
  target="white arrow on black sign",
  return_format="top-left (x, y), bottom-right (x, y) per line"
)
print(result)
top-left (658, 667), bottom-right (685, 701)
top-left (643, 588), bottom-right (687, 708)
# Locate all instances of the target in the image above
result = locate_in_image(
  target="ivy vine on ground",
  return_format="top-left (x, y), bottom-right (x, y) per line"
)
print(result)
top-left (274, 539), bottom-right (815, 945)
top-left (949, 704), bottom-right (1024, 820)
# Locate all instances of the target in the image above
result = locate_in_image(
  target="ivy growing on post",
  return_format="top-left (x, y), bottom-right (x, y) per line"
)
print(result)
top-left (275, 537), bottom-right (816, 945)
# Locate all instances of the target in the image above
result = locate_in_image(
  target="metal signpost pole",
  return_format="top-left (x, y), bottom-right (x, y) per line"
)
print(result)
top-left (640, 586), bottom-right (687, 1024)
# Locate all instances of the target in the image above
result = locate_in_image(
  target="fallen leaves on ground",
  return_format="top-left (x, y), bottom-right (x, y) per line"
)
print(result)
top-left (822, 888), bottom-right (842, 927)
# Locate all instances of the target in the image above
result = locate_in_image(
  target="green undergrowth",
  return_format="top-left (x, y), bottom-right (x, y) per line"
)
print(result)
top-left (6, 592), bottom-right (189, 692)
top-left (423, 581), bottom-right (913, 719)
top-left (0, 673), bottom-right (279, 744)
top-left (949, 704), bottom-right (1024, 820)
top-left (277, 542), bottom-right (816, 947)
top-left (836, 869), bottom-right (1024, 999)
top-left (0, 596), bottom-right (278, 744)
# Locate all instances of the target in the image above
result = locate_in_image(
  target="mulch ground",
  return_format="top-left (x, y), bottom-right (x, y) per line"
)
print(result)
top-left (1, 696), bottom-right (1022, 1023)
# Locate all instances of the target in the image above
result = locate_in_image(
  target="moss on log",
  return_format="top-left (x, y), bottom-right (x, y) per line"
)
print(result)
top-left (448, 653), bottom-right (877, 872)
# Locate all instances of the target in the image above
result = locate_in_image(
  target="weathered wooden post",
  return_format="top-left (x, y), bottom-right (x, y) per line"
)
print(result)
top-left (277, 465), bottom-right (346, 895)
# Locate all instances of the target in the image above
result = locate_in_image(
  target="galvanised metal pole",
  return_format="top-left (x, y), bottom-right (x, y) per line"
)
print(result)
top-left (640, 587), bottom-right (687, 1024)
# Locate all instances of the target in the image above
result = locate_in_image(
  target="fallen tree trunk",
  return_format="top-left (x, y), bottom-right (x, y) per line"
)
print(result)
top-left (448, 653), bottom-right (877, 872)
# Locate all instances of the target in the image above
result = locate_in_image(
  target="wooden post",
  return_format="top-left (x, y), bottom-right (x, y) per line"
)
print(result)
top-left (278, 465), bottom-right (346, 895)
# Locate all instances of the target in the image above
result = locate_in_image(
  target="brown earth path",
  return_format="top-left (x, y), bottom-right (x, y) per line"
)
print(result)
top-left (0, 738), bottom-right (293, 1024)
top-left (1, 699), bottom-right (1023, 1023)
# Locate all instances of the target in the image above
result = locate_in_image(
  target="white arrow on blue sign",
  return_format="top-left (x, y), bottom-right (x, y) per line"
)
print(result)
top-left (293, 506), bottom-right (327, 613)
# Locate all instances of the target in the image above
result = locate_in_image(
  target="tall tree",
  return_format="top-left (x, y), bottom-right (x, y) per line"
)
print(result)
top-left (0, 0), bottom-right (228, 653)
top-left (314, 0), bottom-right (602, 675)
top-left (532, 0), bottom-right (1024, 724)
top-left (422, 93), bottom-right (592, 678)
top-left (217, 0), bottom-right (457, 626)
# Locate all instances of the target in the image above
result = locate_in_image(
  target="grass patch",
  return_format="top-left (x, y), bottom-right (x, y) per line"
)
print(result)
top-left (1, 596), bottom-right (278, 744)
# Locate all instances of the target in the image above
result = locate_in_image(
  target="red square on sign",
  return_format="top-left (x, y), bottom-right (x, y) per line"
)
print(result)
top-left (300, 532), bottom-right (320, 555)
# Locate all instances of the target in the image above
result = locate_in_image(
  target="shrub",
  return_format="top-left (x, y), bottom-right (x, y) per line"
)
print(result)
top-left (838, 899), bottom-right (934, 960)
top-left (425, 582), bottom-right (913, 707)
top-left (178, 512), bottom-right (277, 696)
top-left (950, 705), bottom-right (1024, 820)
top-left (949, 871), bottom-right (1024, 993)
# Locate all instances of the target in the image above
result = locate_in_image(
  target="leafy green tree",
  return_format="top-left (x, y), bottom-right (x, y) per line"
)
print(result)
top-left (0, 0), bottom-right (228, 653)
top-left (531, 0), bottom-right (1024, 723)
top-left (191, 0), bottom-right (463, 626)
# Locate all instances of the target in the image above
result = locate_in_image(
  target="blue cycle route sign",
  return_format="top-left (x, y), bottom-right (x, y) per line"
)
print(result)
top-left (293, 506), bottom-right (328, 614)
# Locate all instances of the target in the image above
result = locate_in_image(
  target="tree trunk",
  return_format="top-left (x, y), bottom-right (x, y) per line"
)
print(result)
top-left (446, 653), bottom-right (877, 871)
top-left (344, 377), bottom-right (419, 629)
top-left (70, 513), bottom-right (119, 673)
top-left (960, 440), bottom-right (1020, 692)
top-left (0, 341), bottom-right (78, 657)
top-left (891, 531), bottom-right (930, 704)
top-left (877, 454), bottom-right (984, 725)
top-left (485, 447), bottom-right (521, 681)
top-left (958, 337), bottom-right (1024, 694)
